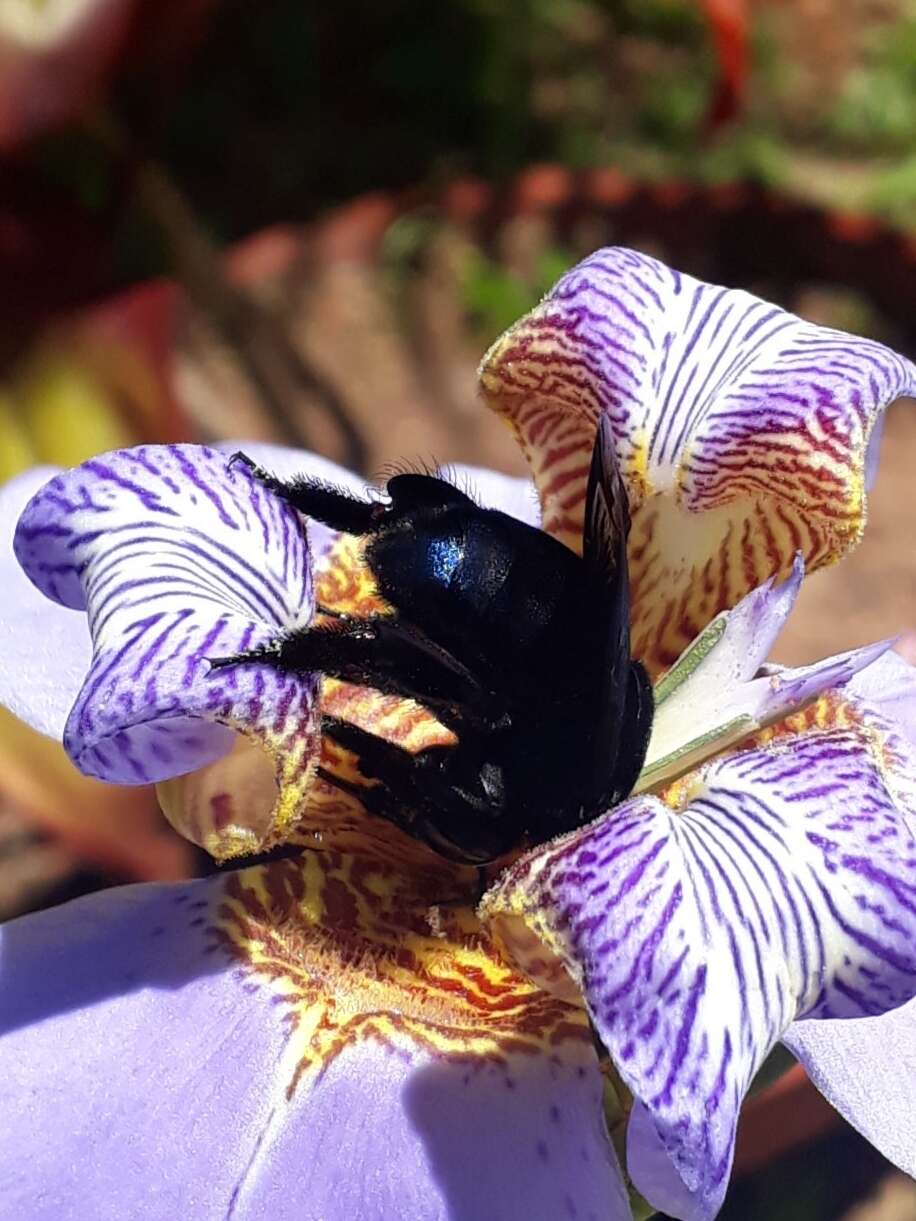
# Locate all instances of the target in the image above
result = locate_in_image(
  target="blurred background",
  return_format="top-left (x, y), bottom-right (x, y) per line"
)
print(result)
top-left (1, 1), bottom-right (915, 1215)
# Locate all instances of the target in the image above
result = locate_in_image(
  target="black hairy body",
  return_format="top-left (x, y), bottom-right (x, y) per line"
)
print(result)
top-left (212, 418), bottom-right (654, 863)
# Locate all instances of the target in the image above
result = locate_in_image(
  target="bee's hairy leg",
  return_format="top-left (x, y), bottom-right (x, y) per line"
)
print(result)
top-left (315, 764), bottom-right (417, 835)
top-left (321, 715), bottom-right (424, 785)
top-left (317, 723), bottom-right (491, 865)
top-left (228, 451), bottom-right (384, 535)
top-left (316, 719), bottom-right (434, 840)
top-left (321, 716), bottom-right (508, 867)
top-left (208, 617), bottom-right (491, 731)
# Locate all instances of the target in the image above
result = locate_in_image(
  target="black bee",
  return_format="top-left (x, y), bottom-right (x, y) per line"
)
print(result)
top-left (211, 416), bottom-right (654, 863)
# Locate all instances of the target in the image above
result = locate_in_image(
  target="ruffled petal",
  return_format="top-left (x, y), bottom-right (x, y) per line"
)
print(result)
top-left (0, 468), bottom-right (192, 879)
top-left (483, 697), bottom-right (916, 1221)
top-left (641, 554), bottom-right (893, 790)
top-left (0, 465), bottom-right (89, 739)
top-left (14, 444), bottom-right (320, 859)
top-left (479, 246), bottom-right (916, 674)
top-left (0, 853), bottom-right (628, 1221)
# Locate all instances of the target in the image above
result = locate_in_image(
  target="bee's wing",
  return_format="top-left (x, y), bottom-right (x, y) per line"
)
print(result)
top-left (582, 414), bottom-right (631, 605)
top-left (582, 414), bottom-right (647, 800)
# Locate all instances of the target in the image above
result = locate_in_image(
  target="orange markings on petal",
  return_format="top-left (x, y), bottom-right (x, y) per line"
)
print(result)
top-left (213, 854), bottom-right (591, 1097)
top-left (479, 291), bottom-right (885, 678)
top-left (314, 532), bottom-right (391, 618)
top-left (306, 530), bottom-right (457, 858)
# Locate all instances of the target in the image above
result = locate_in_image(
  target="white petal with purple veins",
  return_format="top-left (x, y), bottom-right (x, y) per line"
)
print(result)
top-left (484, 721), bottom-right (916, 1221)
top-left (13, 445), bottom-right (321, 857)
top-left (480, 247), bottom-right (916, 674)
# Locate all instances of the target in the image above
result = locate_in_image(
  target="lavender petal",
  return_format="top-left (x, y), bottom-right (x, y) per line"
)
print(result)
top-left (784, 999), bottom-right (916, 1179)
top-left (0, 867), bottom-right (630, 1221)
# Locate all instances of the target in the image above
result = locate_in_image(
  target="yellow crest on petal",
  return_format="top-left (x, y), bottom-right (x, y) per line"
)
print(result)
top-left (213, 854), bottom-right (592, 1096)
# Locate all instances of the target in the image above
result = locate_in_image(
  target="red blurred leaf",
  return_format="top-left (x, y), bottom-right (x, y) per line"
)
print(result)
top-left (700, 0), bottom-right (749, 128)
top-left (0, 0), bottom-right (219, 152)
top-left (735, 1064), bottom-right (840, 1175)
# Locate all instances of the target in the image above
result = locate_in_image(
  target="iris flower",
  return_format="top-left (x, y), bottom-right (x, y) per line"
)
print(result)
top-left (3, 247), bottom-right (916, 1221)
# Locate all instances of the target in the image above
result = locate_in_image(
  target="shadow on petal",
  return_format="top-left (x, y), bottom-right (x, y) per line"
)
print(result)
top-left (0, 875), bottom-right (233, 1037)
top-left (403, 1051), bottom-right (631, 1221)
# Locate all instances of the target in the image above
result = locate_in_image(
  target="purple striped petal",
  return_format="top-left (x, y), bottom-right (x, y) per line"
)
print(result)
top-left (480, 246), bottom-right (916, 675)
top-left (0, 466), bottom-right (89, 739)
top-left (13, 445), bottom-right (321, 858)
top-left (642, 555), bottom-right (894, 789)
top-left (483, 708), bottom-right (916, 1220)
top-left (0, 860), bottom-right (629, 1221)
top-left (213, 441), bottom-right (369, 557)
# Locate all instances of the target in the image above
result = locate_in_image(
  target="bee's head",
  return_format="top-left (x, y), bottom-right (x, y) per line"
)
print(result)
top-left (381, 473), bottom-right (476, 523)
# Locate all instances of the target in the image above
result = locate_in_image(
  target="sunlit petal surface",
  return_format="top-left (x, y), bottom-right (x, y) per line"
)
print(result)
top-left (479, 247), bottom-right (916, 674)
top-left (13, 445), bottom-right (320, 858)
top-left (483, 681), bottom-right (916, 1221)
top-left (0, 854), bottom-right (628, 1221)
